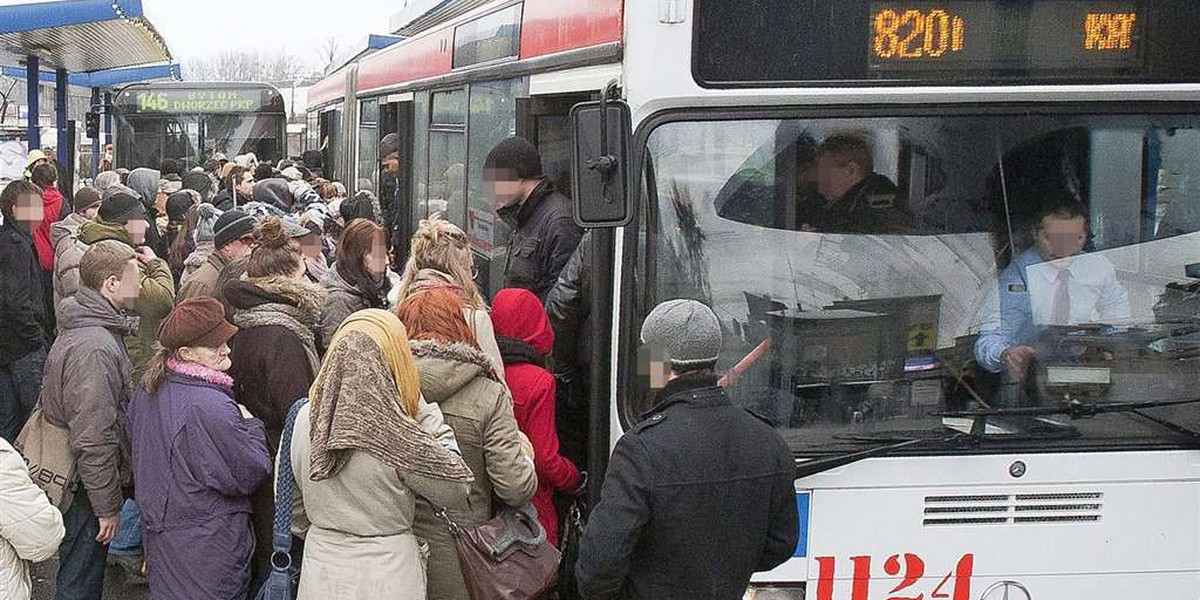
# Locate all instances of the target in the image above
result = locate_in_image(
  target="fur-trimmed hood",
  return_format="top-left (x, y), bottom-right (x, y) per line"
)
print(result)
top-left (224, 275), bottom-right (325, 323)
top-left (409, 339), bottom-right (500, 404)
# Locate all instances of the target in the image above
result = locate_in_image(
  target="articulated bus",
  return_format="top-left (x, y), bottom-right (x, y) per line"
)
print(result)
top-left (309, 0), bottom-right (1200, 597)
top-left (113, 81), bottom-right (287, 170)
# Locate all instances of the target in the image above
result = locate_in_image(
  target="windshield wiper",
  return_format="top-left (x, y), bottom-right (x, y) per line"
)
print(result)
top-left (933, 398), bottom-right (1200, 441)
top-left (794, 433), bottom-right (966, 479)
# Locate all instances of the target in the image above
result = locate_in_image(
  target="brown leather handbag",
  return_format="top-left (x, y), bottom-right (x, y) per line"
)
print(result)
top-left (436, 504), bottom-right (561, 600)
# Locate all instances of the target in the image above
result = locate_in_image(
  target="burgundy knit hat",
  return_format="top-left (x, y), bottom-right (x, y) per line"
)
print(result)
top-left (158, 298), bottom-right (238, 349)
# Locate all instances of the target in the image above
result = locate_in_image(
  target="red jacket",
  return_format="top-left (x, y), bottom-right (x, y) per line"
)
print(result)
top-left (492, 288), bottom-right (580, 546)
top-left (33, 186), bottom-right (63, 272)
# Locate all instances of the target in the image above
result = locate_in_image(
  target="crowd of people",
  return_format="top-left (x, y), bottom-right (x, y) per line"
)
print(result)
top-left (0, 136), bottom-right (798, 600)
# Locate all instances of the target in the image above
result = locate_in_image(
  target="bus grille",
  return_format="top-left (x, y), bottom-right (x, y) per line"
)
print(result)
top-left (923, 492), bottom-right (1103, 526)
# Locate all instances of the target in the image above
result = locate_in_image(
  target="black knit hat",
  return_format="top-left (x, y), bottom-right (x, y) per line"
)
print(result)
top-left (483, 137), bottom-right (543, 180)
top-left (213, 209), bottom-right (256, 249)
top-left (98, 192), bottom-right (144, 224)
top-left (166, 190), bottom-right (196, 223)
top-left (182, 171), bottom-right (212, 195)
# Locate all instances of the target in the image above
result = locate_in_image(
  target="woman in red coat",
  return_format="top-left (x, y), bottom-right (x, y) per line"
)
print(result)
top-left (29, 163), bottom-right (63, 272)
top-left (491, 288), bottom-right (582, 546)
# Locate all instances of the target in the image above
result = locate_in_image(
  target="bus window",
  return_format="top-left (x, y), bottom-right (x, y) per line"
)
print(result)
top-left (203, 113), bottom-right (284, 166)
top-left (411, 91), bottom-right (430, 226)
top-left (466, 78), bottom-right (526, 296)
top-left (117, 117), bottom-right (167, 170)
top-left (357, 98), bottom-right (380, 193)
top-left (320, 109), bottom-right (343, 182)
top-left (636, 112), bottom-right (1200, 453)
top-left (426, 89), bottom-right (467, 224)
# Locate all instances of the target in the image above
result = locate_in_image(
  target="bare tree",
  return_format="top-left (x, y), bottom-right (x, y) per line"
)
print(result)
top-left (318, 37), bottom-right (341, 75)
top-left (185, 49), bottom-right (312, 84)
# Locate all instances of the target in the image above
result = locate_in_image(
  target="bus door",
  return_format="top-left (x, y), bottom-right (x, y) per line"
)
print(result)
top-left (378, 96), bottom-right (414, 264)
top-left (518, 90), bottom-right (601, 477)
top-left (517, 92), bottom-right (593, 196)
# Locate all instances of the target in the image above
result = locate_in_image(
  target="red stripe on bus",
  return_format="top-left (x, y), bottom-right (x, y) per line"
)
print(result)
top-left (519, 0), bottom-right (624, 58)
top-left (358, 30), bottom-right (454, 94)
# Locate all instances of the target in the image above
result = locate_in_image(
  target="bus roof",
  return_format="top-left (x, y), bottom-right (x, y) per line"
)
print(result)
top-left (117, 81), bottom-right (285, 93)
top-left (307, 0), bottom-right (622, 109)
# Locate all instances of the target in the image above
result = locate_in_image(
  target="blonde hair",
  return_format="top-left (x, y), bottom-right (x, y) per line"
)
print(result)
top-left (396, 216), bottom-right (486, 308)
top-left (142, 344), bottom-right (174, 395)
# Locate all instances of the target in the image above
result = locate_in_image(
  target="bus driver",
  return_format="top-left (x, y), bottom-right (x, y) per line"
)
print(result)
top-left (975, 201), bottom-right (1131, 379)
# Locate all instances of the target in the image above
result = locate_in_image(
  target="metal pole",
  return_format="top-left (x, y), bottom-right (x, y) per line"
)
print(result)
top-left (103, 91), bottom-right (113, 157)
top-left (25, 56), bottom-right (39, 153)
top-left (55, 68), bottom-right (68, 166)
top-left (91, 87), bottom-right (101, 178)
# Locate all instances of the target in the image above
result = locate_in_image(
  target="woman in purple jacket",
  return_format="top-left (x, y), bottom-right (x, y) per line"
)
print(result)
top-left (129, 298), bottom-right (271, 600)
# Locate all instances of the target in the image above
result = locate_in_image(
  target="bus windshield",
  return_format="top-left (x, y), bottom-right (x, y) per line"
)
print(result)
top-left (634, 109), bottom-right (1200, 454)
top-left (115, 112), bottom-right (285, 170)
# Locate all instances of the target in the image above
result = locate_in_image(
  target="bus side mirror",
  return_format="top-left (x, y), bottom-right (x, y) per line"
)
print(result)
top-left (570, 86), bottom-right (632, 228)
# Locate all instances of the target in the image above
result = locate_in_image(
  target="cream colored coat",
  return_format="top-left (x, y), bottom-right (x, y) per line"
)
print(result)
top-left (287, 400), bottom-right (470, 600)
top-left (0, 438), bottom-right (65, 600)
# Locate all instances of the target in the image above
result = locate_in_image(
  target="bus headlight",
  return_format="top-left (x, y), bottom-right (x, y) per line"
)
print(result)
top-left (744, 584), bottom-right (805, 600)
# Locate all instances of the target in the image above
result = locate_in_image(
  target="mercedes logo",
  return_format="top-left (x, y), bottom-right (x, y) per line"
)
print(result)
top-left (980, 580), bottom-right (1032, 600)
top-left (1009, 460), bottom-right (1027, 478)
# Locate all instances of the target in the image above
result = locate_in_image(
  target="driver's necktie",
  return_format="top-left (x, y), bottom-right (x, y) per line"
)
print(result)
top-left (1050, 268), bottom-right (1072, 325)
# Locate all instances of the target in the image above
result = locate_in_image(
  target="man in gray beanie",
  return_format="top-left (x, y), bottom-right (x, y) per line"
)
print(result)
top-left (577, 299), bottom-right (798, 600)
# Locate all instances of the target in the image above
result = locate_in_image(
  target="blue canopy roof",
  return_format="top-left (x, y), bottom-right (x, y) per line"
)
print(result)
top-left (1, 63), bottom-right (181, 89)
top-left (0, 0), bottom-right (173, 73)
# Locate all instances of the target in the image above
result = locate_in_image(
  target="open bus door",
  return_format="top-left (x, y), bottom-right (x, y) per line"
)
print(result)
top-left (380, 98), bottom-right (414, 266)
top-left (514, 91), bottom-right (596, 474)
top-left (567, 82), bottom-right (631, 508)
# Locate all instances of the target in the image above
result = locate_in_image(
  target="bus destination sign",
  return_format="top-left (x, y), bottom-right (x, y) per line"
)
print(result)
top-left (120, 88), bottom-right (275, 114)
top-left (868, 1), bottom-right (1144, 71)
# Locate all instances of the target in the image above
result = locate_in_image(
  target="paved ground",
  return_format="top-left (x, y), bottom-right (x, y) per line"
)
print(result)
top-left (31, 558), bottom-right (152, 600)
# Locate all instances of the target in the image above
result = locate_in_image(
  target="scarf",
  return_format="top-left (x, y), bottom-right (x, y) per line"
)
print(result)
top-left (308, 310), bottom-right (474, 483)
top-left (305, 255), bottom-right (330, 284)
top-left (232, 301), bottom-right (321, 376)
top-left (167, 358), bottom-right (234, 390)
top-left (410, 268), bottom-right (465, 296)
top-left (496, 335), bottom-right (545, 369)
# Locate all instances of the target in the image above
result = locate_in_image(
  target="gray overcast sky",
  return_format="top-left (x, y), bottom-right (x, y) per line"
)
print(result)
top-left (0, 0), bottom-right (401, 67)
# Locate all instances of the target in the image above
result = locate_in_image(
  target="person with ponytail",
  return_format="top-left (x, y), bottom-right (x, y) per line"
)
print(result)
top-left (220, 216), bottom-right (324, 588)
top-left (395, 216), bottom-right (505, 380)
top-left (129, 298), bottom-right (270, 600)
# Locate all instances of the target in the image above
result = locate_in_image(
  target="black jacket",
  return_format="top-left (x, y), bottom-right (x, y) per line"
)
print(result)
top-left (545, 231), bottom-right (592, 375)
top-left (213, 188), bottom-right (251, 211)
top-left (806, 173), bottom-right (916, 234)
top-left (500, 179), bottom-right (583, 299)
top-left (576, 375), bottom-right (798, 600)
top-left (0, 217), bottom-right (49, 365)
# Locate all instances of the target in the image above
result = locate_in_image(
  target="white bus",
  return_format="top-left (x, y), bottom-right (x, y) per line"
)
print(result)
top-left (311, 0), bottom-right (1200, 597)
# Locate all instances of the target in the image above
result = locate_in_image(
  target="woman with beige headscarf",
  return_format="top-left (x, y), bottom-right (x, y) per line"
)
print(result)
top-left (284, 309), bottom-right (473, 600)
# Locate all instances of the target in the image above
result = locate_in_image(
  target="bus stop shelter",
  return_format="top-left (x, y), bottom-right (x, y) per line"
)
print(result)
top-left (0, 0), bottom-right (176, 171)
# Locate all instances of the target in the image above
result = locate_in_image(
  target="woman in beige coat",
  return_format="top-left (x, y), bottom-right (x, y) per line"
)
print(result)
top-left (397, 289), bottom-right (538, 600)
top-left (395, 216), bottom-right (505, 381)
top-left (286, 309), bottom-right (474, 600)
